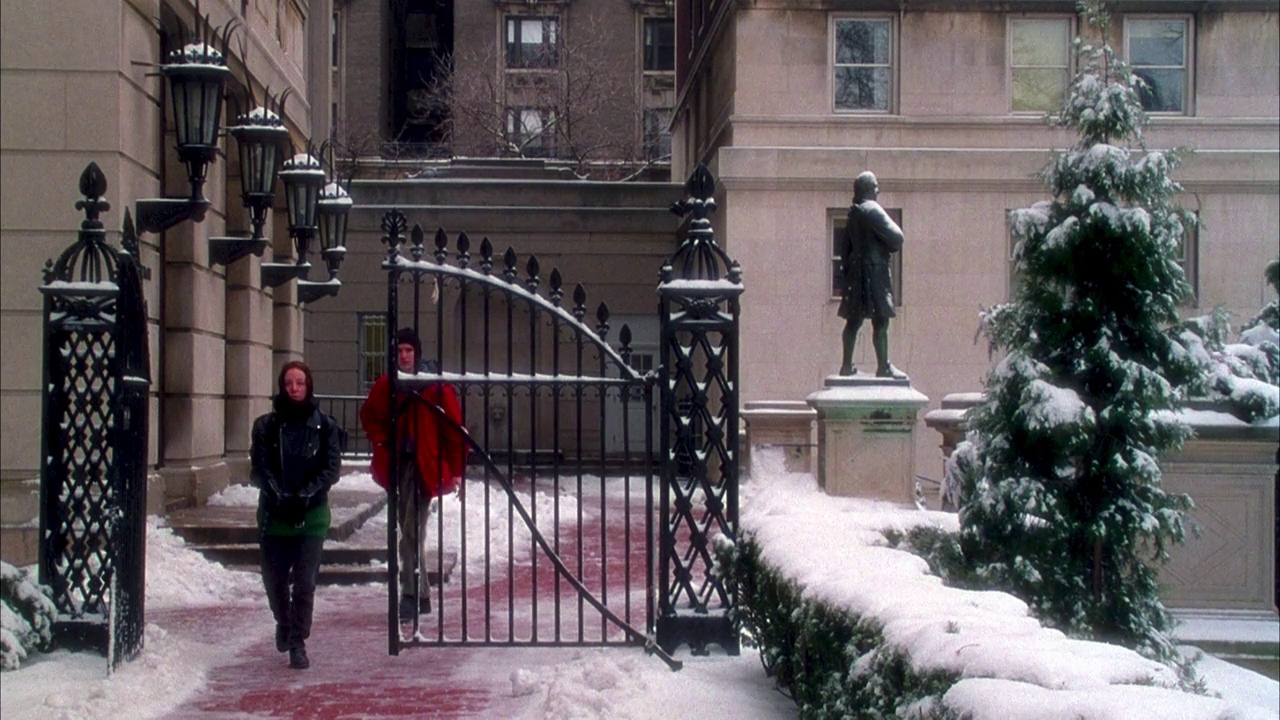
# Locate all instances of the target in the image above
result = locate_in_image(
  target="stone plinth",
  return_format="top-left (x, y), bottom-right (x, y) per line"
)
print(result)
top-left (806, 376), bottom-right (929, 504)
top-left (742, 400), bottom-right (817, 475)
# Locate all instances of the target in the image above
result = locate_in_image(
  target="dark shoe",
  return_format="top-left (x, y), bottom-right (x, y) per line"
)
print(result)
top-left (399, 595), bottom-right (417, 620)
top-left (275, 625), bottom-right (288, 653)
top-left (289, 646), bottom-right (310, 670)
top-left (399, 594), bottom-right (431, 618)
top-left (838, 365), bottom-right (856, 377)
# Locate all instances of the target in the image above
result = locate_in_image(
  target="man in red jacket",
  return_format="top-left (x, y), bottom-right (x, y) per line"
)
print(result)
top-left (359, 327), bottom-right (466, 619)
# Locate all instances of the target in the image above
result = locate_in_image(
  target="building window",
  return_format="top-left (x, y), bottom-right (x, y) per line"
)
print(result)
top-left (358, 313), bottom-right (388, 391)
top-left (643, 17), bottom-right (675, 72)
top-left (643, 108), bottom-right (672, 160)
top-left (1126, 17), bottom-right (1191, 113)
top-left (1175, 214), bottom-right (1199, 305)
top-left (506, 15), bottom-right (559, 69)
top-left (1009, 18), bottom-right (1071, 113)
top-left (507, 107), bottom-right (557, 157)
top-left (830, 208), bottom-right (903, 306)
top-left (1008, 215), bottom-right (1023, 301)
top-left (832, 17), bottom-right (893, 112)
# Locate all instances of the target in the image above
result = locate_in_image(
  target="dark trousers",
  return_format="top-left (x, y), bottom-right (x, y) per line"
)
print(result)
top-left (397, 457), bottom-right (433, 597)
top-left (260, 534), bottom-right (325, 649)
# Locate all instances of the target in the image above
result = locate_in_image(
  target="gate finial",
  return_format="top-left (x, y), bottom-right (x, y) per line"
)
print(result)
top-left (44, 163), bottom-right (121, 285)
top-left (381, 208), bottom-right (407, 261)
top-left (666, 164), bottom-right (735, 282)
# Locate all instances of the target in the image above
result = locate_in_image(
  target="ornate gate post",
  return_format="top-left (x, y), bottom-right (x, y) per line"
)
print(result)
top-left (38, 164), bottom-right (151, 668)
top-left (657, 165), bottom-right (743, 654)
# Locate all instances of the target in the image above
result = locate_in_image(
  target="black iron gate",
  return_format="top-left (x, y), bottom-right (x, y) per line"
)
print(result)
top-left (374, 165), bottom-right (738, 665)
top-left (38, 163), bottom-right (151, 670)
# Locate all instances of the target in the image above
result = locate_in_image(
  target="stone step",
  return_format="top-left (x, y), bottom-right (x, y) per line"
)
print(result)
top-left (211, 550), bottom-right (458, 588)
top-left (191, 543), bottom-right (387, 567)
top-left (165, 489), bottom-right (387, 546)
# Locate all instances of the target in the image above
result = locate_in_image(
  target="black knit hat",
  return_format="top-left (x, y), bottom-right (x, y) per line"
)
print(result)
top-left (395, 327), bottom-right (422, 361)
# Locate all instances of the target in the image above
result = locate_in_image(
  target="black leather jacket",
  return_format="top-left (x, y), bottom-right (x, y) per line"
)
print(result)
top-left (250, 395), bottom-right (342, 513)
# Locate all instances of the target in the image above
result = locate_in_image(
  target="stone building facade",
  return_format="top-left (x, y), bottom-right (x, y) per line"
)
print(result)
top-left (670, 0), bottom-right (1279, 481)
top-left (307, 0), bottom-right (685, 441)
top-left (0, 0), bottom-right (333, 564)
top-left (332, 0), bottom-right (676, 171)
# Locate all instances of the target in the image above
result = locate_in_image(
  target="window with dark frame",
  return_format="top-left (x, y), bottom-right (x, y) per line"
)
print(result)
top-left (643, 108), bottom-right (672, 160)
top-left (830, 208), bottom-right (904, 307)
top-left (506, 15), bottom-right (559, 69)
top-left (833, 17), bottom-right (893, 112)
top-left (358, 313), bottom-right (388, 391)
top-left (643, 17), bottom-right (675, 72)
top-left (507, 107), bottom-right (558, 157)
top-left (1126, 17), bottom-right (1190, 113)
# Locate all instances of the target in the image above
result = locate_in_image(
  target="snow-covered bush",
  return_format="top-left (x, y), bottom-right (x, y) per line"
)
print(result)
top-left (956, 0), bottom-right (1200, 667)
top-left (1, 562), bottom-right (56, 671)
top-left (723, 536), bottom-right (956, 719)
top-left (1174, 261), bottom-right (1280, 422)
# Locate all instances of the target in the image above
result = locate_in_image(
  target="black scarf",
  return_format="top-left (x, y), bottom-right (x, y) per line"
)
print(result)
top-left (273, 394), bottom-right (317, 424)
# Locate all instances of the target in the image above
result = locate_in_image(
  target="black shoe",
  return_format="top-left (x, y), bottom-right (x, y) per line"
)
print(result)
top-left (399, 595), bottom-right (417, 620)
top-left (399, 594), bottom-right (431, 618)
top-left (275, 625), bottom-right (288, 653)
top-left (289, 646), bottom-right (310, 670)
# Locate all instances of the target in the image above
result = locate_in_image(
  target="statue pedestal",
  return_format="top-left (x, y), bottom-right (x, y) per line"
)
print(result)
top-left (806, 375), bottom-right (929, 504)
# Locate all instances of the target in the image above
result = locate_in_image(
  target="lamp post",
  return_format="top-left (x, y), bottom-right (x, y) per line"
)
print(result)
top-left (262, 152), bottom-right (325, 287)
top-left (134, 31), bottom-right (235, 235)
top-left (208, 99), bottom-right (290, 265)
top-left (297, 180), bottom-right (351, 303)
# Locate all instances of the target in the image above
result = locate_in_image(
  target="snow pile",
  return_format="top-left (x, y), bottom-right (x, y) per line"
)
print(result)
top-left (741, 450), bottom-right (1278, 720)
top-left (145, 518), bottom-right (260, 608)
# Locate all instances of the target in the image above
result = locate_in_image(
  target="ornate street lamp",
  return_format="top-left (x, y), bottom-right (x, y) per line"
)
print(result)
top-left (209, 91), bottom-right (291, 266)
top-left (262, 151), bottom-right (325, 287)
top-left (135, 18), bottom-right (237, 235)
top-left (296, 180), bottom-right (351, 303)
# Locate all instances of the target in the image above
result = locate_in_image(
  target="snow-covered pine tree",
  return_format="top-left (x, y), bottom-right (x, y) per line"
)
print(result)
top-left (955, 0), bottom-right (1200, 665)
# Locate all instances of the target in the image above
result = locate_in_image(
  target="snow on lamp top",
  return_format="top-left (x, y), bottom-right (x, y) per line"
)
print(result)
top-left (320, 182), bottom-right (353, 206)
top-left (235, 106), bottom-right (284, 129)
top-left (169, 42), bottom-right (228, 67)
top-left (284, 153), bottom-right (324, 172)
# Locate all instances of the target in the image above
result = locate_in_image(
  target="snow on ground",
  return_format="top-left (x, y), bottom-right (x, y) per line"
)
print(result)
top-left (0, 519), bottom-right (266, 719)
top-left (2, 455), bottom-right (1275, 719)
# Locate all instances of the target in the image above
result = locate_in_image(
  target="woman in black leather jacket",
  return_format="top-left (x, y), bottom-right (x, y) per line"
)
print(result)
top-left (250, 360), bottom-right (341, 670)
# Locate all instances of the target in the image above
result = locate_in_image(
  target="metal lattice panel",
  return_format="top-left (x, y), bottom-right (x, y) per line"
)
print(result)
top-left (51, 329), bottom-right (118, 616)
top-left (657, 165), bottom-right (743, 655)
top-left (39, 164), bottom-right (151, 667)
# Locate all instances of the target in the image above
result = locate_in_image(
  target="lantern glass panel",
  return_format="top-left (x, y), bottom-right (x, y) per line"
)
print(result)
top-left (319, 208), bottom-right (349, 251)
top-left (240, 140), bottom-right (280, 196)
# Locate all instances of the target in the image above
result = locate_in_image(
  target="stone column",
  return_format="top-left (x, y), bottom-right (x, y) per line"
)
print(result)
top-left (806, 375), bottom-right (928, 504)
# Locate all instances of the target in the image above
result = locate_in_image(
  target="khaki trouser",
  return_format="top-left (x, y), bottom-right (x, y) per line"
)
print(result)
top-left (396, 457), bottom-right (436, 597)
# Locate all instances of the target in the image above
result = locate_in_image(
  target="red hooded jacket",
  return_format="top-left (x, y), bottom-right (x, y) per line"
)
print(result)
top-left (359, 374), bottom-right (467, 497)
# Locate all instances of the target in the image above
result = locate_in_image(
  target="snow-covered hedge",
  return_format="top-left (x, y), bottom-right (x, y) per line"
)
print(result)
top-left (724, 457), bottom-right (1272, 720)
top-left (1, 562), bottom-right (56, 671)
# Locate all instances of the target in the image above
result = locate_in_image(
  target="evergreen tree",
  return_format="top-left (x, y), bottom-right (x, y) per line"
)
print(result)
top-left (954, 0), bottom-right (1200, 665)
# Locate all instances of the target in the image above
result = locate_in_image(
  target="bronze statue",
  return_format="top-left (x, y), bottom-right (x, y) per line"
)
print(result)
top-left (838, 171), bottom-right (904, 378)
